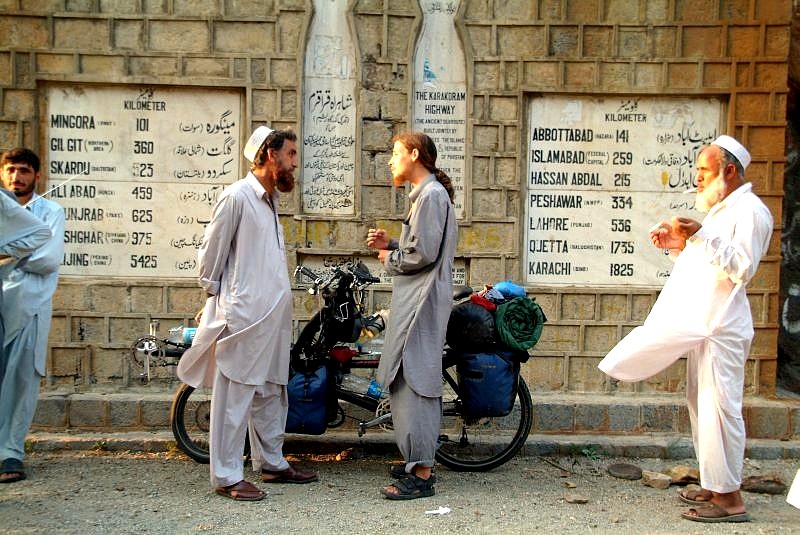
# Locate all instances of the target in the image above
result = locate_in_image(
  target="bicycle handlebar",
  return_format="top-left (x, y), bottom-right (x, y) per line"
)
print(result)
top-left (297, 265), bottom-right (325, 286)
top-left (296, 262), bottom-right (380, 289)
top-left (352, 262), bottom-right (381, 284)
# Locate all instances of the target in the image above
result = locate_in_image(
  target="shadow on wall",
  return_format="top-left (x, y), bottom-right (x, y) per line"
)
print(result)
top-left (780, 281), bottom-right (800, 392)
top-left (778, 3), bottom-right (800, 394)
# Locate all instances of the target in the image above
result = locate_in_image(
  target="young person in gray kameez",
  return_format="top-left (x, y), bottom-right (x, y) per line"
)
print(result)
top-left (368, 132), bottom-right (457, 500)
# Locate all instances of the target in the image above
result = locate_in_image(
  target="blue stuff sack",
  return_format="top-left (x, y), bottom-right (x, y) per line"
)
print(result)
top-left (493, 280), bottom-right (526, 299)
top-left (285, 365), bottom-right (328, 435)
top-left (456, 350), bottom-right (521, 419)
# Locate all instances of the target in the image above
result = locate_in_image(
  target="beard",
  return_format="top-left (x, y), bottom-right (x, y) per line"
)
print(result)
top-left (391, 169), bottom-right (407, 188)
top-left (694, 169), bottom-right (726, 213)
top-left (275, 167), bottom-right (295, 193)
top-left (9, 181), bottom-right (35, 198)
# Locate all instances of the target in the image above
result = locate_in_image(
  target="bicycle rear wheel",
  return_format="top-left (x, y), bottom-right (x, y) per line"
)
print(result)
top-left (435, 361), bottom-right (532, 472)
top-left (171, 383), bottom-right (211, 464)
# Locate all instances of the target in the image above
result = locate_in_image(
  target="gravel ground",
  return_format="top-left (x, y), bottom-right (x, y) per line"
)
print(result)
top-left (1, 448), bottom-right (799, 535)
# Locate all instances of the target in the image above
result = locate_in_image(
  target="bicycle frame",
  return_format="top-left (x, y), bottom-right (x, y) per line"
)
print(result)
top-left (129, 320), bottom-right (191, 384)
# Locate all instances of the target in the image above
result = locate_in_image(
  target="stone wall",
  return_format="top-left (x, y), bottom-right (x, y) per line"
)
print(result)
top-left (0, 0), bottom-right (791, 396)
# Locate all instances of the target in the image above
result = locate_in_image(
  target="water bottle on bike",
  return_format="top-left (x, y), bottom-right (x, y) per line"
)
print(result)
top-left (339, 373), bottom-right (386, 399)
top-left (168, 326), bottom-right (197, 345)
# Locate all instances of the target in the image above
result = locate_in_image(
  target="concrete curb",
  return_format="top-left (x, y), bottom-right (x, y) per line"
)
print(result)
top-left (32, 391), bottom-right (800, 441)
top-left (26, 430), bottom-right (800, 460)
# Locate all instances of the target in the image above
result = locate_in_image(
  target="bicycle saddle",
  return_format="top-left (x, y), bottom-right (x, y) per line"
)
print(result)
top-left (452, 285), bottom-right (473, 301)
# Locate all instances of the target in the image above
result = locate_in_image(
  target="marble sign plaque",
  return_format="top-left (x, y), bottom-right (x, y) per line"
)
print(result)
top-left (525, 95), bottom-right (723, 287)
top-left (411, 0), bottom-right (467, 218)
top-left (45, 84), bottom-right (242, 277)
top-left (301, 0), bottom-right (358, 215)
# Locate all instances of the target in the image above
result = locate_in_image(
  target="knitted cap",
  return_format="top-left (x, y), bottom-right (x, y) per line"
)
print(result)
top-left (712, 135), bottom-right (751, 170)
top-left (243, 125), bottom-right (274, 162)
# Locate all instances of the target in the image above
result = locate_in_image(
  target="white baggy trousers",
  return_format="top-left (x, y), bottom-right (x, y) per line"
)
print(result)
top-left (598, 272), bottom-right (750, 494)
top-left (209, 368), bottom-right (290, 488)
top-left (600, 321), bottom-right (748, 494)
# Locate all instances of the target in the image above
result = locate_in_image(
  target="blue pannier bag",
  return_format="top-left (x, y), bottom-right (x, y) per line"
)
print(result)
top-left (456, 350), bottom-right (521, 418)
top-left (285, 365), bottom-right (328, 435)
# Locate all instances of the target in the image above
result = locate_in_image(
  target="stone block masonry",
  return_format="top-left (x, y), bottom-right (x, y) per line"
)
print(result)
top-left (29, 391), bottom-right (800, 448)
top-left (0, 3), bottom-right (789, 406)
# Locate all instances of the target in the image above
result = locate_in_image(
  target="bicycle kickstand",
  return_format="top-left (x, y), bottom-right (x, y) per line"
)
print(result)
top-left (357, 413), bottom-right (392, 437)
top-left (140, 319), bottom-right (159, 384)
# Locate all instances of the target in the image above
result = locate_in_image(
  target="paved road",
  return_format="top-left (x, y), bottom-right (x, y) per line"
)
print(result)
top-left (1, 446), bottom-right (798, 534)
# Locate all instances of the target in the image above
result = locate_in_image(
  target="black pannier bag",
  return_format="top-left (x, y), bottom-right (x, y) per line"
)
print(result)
top-left (285, 365), bottom-right (329, 435)
top-left (446, 301), bottom-right (496, 351)
top-left (456, 349), bottom-right (522, 419)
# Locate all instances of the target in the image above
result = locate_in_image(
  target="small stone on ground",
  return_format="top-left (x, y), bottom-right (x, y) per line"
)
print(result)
top-left (641, 470), bottom-right (671, 490)
top-left (607, 462), bottom-right (642, 480)
top-left (666, 465), bottom-right (699, 485)
top-left (741, 474), bottom-right (787, 494)
top-left (564, 492), bottom-right (589, 504)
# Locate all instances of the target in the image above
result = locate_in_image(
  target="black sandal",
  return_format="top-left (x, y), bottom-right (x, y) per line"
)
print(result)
top-left (0, 458), bottom-right (26, 484)
top-left (388, 464), bottom-right (436, 483)
top-left (389, 464), bottom-right (407, 479)
top-left (381, 474), bottom-right (435, 500)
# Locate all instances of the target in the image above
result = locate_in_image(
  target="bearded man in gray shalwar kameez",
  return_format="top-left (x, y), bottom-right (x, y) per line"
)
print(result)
top-left (178, 126), bottom-right (317, 502)
top-left (367, 132), bottom-right (457, 500)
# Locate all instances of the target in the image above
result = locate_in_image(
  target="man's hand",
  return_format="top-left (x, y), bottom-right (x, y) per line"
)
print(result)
top-left (649, 217), bottom-right (701, 251)
top-left (671, 216), bottom-right (701, 240)
top-left (194, 305), bottom-right (204, 325)
top-left (650, 219), bottom-right (684, 251)
top-left (366, 228), bottom-right (390, 250)
top-left (194, 293), bottom-right (213, 324)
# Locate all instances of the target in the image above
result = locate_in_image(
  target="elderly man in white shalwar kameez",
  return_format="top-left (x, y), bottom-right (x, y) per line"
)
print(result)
top-left (1, 148), bottom-right (64, 485)
top-left (178, 126), bottom-right (316, 502)
top-left (598, 136), bottom-right (772, 524)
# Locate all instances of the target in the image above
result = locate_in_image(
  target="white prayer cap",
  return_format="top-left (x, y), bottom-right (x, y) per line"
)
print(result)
top-left (243, 125), bottom-right (274, 162)
top-left (711, 135), bottom-right (751, 170)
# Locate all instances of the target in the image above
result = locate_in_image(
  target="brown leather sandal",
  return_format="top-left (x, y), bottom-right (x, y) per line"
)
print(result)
top-left (681, 503), bottom-right (750, 523)
top-left (261, 464), bottom-right (317, 484)
top-left (215, 480), bottom-right (266, 501)
top-left (678, 487), bottom-right (713, 506)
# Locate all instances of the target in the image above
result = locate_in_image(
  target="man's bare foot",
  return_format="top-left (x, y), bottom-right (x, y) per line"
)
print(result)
top-left (0, 471), bottom-right (25, 483)
top-left (709, 490), bottom-right (746, 515)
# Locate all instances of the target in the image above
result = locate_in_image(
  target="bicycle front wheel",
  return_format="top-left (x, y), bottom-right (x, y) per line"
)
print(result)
top-left (435, 363), bottom-right (533, 472)
top-left (170, 383), bottom-right (211, 464)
